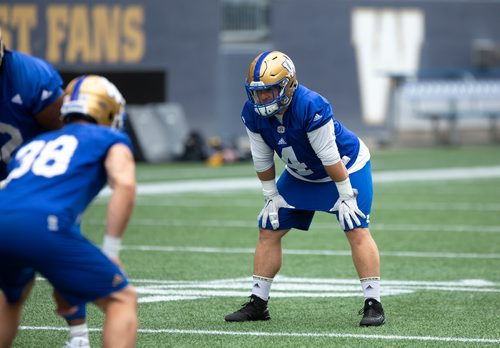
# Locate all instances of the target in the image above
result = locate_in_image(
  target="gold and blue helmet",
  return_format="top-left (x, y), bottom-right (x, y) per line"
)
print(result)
top-left (61, 75), bottom-right (125, 128)
top-left (245, 51), bottom-right (298, 117)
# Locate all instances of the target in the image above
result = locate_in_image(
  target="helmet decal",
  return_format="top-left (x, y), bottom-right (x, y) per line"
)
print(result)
top-left (70, 76), bottom-right (87, 101)
top-left (253, 51), bottom-right (271, 81)
top-left (282, 56), bottom-right (295, 77)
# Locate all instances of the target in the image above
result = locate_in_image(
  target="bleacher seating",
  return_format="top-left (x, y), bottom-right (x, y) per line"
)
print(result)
top-left (396, 78), bottom-right (500, 144)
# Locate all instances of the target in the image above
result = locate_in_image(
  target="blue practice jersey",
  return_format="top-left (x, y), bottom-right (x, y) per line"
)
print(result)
top-left (0, 49), bottom-right (64, 179)
top-left (0, 123), bottom-right (132, 228)
top-left (242, 84), bottom-right (360, 181)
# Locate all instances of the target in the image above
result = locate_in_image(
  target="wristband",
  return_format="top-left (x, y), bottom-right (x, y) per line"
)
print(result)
top-left (102, 235), bottom-right (122, 258)
top-left (261, 179), bottom-right (278, 197)
top-left (335, 177), bottom-right (354, 197)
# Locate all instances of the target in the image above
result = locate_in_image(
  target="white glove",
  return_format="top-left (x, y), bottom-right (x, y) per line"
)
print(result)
top-left (258, 192), bottom-right (294, 230)
top-left (330, 178), bottom-right (366, 230)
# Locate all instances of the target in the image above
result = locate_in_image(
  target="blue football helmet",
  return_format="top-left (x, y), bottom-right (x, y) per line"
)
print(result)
top-left (245, 51), bottom-right (298, 117)
top-left (61, 75), bottom-right (126, 129)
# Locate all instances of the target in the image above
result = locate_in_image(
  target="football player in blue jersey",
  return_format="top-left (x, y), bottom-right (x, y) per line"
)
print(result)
top-left (0, 75), bottom-right (138, 347)
top-left (0, 28), bottom-right (94, 347)
top-left (224, 51), bottom-right (385, 326)
top-left (0, 28), bottom-right (65, 180)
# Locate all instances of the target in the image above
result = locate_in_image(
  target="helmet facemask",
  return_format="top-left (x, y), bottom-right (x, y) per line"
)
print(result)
top-left (246, 77), bottom-right (292, 117)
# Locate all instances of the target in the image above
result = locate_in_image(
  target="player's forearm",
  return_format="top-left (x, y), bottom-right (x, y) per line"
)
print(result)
top-left (257, 166), bottom-right (278, 197)
top-left (325, 161), bottom-right (356, 198)
top-left (102, 183), bottom-right (135, 259)
top-left (35, 94), bottom-right (64, 130)
top-left (324, 161), bottom-right (349, 183)
top-left (256, 165), bottom-right (275, 181)
top-left (106, 183), bottom-right (135, 238)
top-left (104, 144), bottom-right (136, 239)
top-left (247, 128), bottom-right (275, 172)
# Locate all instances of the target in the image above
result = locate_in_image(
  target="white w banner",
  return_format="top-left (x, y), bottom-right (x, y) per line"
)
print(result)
top-left (352, 8), bottom-right (425, 125)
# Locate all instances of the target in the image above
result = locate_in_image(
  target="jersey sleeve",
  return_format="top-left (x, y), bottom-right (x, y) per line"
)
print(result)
top-left (307, 120), bottom-right (341, 166)
top-left (304, 96), bottom-right (334, 133)
top-left (111, 130), bottom-right (133, 151)
top-left (94, 127), bottom-right (133, 156)
top-left (16, 53), bottom-right (64, 114)
top-left (241, 101), bottom-right (259, 133)
top-left (246, 128), bottom-right (274, 172)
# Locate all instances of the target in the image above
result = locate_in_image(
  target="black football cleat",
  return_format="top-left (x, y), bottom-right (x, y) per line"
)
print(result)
top-left (224, 295), bottom-right (271, 322)
top-left (359, 298), bottom-right (385, 326)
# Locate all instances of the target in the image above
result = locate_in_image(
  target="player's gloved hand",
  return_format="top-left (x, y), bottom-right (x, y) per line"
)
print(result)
top-left (258, 192), bottom-right (294, 230)
top-left (330, 178), bottom-right (366, 230)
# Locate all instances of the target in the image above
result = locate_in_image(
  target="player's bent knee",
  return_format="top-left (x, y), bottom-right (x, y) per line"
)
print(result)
top-left (94, 285), bottom-right (138, 312)
top-left (112, 285), bottom-right (138, 307)
top-left (345, 227), bottom-right (371, 243)
top-left (259, 228), bottom-right (288, 239)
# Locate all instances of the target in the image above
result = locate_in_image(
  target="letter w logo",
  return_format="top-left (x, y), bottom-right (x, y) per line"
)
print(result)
top-left (352, 8), bottom-right (425, 125)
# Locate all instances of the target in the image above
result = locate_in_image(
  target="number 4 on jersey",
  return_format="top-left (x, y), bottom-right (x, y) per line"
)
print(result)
top-left (280, 146), bottom-right (313, 176)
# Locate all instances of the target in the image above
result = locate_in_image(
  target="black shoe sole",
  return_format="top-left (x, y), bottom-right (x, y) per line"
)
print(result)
top-left (360, 319), bottom-right (385, 327)
top-left (225, 315), bottom-right (270, 322)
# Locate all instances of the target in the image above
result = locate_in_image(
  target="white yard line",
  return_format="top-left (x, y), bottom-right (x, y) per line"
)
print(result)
top-left (94, 200), bottom-right (500, 212)
top-left (98, 166), bottom-right (500, 196)
top-left (86, 218), bottom-right (500, 233)
top-left (121, 245), bottom-right (500, 259)
top-left (18, 326), bottom-right (500, 344)
top-left (373, 166), bottom-right (500, 183)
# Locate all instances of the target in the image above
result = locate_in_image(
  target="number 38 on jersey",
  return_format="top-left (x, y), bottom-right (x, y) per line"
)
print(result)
top-left (2, 135), bottom-right (78, 187)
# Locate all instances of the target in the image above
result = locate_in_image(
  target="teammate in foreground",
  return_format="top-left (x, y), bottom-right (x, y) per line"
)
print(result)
top-left (224, 51), bottom-right (385, 326)
top-left (0, 27), bottom-right (65, 179)
top-left (0, 75), bottom-right (138, 347)
top-left (0, 29), bottom-right (93, 346)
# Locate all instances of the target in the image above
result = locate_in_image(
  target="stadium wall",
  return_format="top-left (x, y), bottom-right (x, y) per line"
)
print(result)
top-left (1, 0), bottom-right (499, 147)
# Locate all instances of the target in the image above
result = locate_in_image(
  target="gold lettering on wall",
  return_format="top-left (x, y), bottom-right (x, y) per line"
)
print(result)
top-left (122, 6), bottom-right (145, 62)
top-left (66, 5), bottom-right (92, 63)
top-left (11, 5), bottom-right (37, 54)
top-left (46, 6), bottom-right (68, 63)
top-left (92, 5), bottom-right (120, 63)
top-left (0, 5), bottom-right (12, 44)
top-left (1, 4), bottom-right (146, 64)
top-left (0, 5), bottom-right (37, 54)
